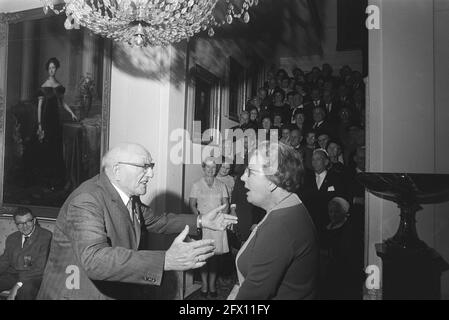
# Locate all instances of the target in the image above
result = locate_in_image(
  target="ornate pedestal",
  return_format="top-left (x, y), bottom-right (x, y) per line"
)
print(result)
top-left (358, 173), bottom-right (449, 300)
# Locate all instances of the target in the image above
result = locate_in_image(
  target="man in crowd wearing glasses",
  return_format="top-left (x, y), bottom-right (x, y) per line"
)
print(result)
top-left (37, 143), bottom-right (237, 299)
top-left (0, 207), bottom-right (52, 300)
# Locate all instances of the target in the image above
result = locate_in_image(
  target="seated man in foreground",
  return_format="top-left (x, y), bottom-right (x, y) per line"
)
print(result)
top-left (0, 207), bottom-right (52, 300)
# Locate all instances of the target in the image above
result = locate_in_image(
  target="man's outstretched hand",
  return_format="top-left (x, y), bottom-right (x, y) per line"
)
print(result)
top-left (164, 226), bottom-right (215, 271)
top-left (202, 204), bottom-right (238, 231)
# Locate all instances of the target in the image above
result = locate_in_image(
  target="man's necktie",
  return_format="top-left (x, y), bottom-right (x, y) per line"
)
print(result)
top-left (23, 236), bottom-right (30, 248)
top-left (128, 197), bottom-right (141, 243)
top-left (126, 198), bottom-right (134, 222)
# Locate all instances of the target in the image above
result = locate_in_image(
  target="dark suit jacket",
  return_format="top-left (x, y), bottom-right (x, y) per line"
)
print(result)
top-left (322, 101), bottom-right (340, 124)
top-left (307, 119), bottom-right (336, 140)
top-left (37, 172), bottom-right (197, 300)
top-left (0, 226), bottom-right (52, 282)
top-left (236, 203), bottom-right (318, 299)
top-left (299, 170), bottom-right (348, 235)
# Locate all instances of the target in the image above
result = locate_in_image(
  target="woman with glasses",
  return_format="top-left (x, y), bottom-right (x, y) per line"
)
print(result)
top-left (228, 141), bottom-right (318, 300)
top-left (189, 157), bottom-right (229, 298)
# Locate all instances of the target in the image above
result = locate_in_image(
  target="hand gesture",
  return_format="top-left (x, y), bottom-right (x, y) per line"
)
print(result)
top-left (6, 286), bottom-right (18, 300)
top-left (202, 204), bottom-right (238, 231)
top-left (71, 113), bottom-right (78, 121)
top-left (164, 226), bottom-right (215, 271)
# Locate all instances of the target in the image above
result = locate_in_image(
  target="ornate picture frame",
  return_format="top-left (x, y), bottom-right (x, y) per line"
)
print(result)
top-left (0, 8), bottom-right (112, 218)
top-left (187, 64), bottom-right (221, 145)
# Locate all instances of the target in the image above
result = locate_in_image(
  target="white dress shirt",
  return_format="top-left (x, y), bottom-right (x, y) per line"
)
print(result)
top-left (315, 170), bottom-right (327, 190)
top-left (111, 182), bottom-right (132, 220)
top-left (313, 120), bottom-right (324, 129)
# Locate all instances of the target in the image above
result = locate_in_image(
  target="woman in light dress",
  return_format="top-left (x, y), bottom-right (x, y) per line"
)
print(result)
top-left (190, 157), bottom-right (229, 298)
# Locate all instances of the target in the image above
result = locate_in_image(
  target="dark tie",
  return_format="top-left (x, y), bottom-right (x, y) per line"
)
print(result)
top-left (23, 236), bottom-right (30, 248)
top-left (128, 197), bottom-right (142, 244)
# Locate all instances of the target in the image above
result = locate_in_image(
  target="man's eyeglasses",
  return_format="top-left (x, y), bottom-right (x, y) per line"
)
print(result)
top-left (117, 162), bottom-right (155, 172)
top-left (16, 219), bottom-right (35, 227)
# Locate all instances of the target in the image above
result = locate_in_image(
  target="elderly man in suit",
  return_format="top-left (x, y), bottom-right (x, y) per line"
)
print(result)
top-left (0, 207), bottom-right (52, 300)
top-left (37, 143), bottom-right (237, 300)
top-left (299, 149), bottom-right (348, 236)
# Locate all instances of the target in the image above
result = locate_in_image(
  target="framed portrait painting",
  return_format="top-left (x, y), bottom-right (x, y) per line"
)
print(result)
top-left (0, 8), bottom-right (112, 218)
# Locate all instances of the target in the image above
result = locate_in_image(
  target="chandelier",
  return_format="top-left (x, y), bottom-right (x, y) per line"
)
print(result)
top-left (41, 0), bottom-right (259, 47)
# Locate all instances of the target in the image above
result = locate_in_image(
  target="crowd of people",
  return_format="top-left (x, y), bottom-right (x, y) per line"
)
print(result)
top-left (218, 63), bottom-right (367, 299)
top-left (0, 63), bottom-right (367, 300)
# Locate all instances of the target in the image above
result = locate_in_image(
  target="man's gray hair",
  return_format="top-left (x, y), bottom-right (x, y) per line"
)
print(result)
top-left (101, 142), bottom-right (148, 171)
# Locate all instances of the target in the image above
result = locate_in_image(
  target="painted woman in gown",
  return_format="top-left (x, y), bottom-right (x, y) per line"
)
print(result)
top-left (36, 57), bottom-right (77, 190)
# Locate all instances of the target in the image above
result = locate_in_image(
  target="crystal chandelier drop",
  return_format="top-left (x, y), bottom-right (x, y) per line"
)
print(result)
top-left (41, 0), bottom-right (259, 47)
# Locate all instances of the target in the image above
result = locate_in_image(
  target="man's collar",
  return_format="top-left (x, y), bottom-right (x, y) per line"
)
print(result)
top-left (111, 182), bottom-right (130, 206)
top-left (315, 170), bottom-right (327, 177)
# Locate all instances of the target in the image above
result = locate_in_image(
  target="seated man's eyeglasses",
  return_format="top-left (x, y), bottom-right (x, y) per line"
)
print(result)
top-left (16, 218), bottom-right (35, 227)
top-left (117, 162), bottom-right (155, 172)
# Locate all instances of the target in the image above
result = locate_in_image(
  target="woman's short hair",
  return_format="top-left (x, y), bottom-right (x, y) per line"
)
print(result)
top-left (252, 141), bottom-right (304, 192)
top-left (247, 106), bottom-right (259, 115)
top-left (260, 113), bottom-right (272, 122)
top-left (273, 89), bottom-right (285, 101)
top-left (201, 156), bottom-right (218, 168)
top-left (328, 197), bottom-right (350, 214)
top-left (45, 57), bottom-right (60, 70)
top-left (326, 140), bottom-right (343, 152)
top-left (313, 148), bottom-right (330, 160)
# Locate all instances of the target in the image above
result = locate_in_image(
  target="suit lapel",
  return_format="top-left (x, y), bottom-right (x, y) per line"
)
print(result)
top-left (319, 173), bottom-right (329, 191)
top-left (98, 173), bottom-right (139, 250)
